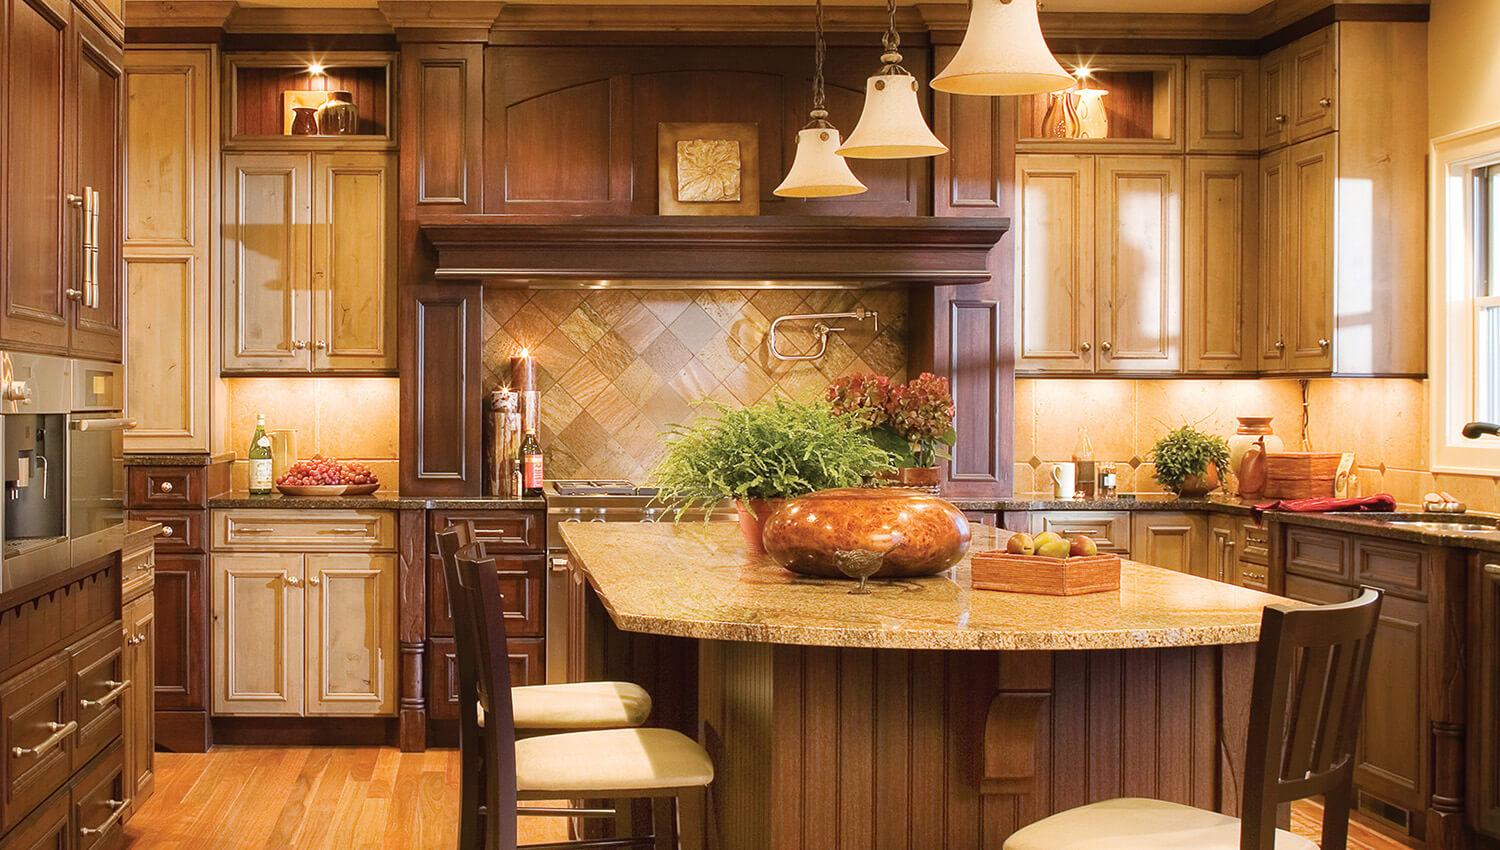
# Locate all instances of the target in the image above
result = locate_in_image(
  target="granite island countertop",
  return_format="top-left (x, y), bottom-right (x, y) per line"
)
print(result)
top-left (559, 522), bottom-right (1291, 651)
top-left (207, 491), bottom-right (546, 511)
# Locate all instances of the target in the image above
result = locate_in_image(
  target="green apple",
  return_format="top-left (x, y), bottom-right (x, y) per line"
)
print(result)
top-left (1033, 531), bottom-right (1063, 548)
top-left (1006, 533), bottom-right (1035, 555)
top-left (1037, 539), bottom-right (1072, 559)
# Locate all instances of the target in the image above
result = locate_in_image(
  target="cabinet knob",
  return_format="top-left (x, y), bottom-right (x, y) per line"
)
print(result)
top-left (66, 193), bottom-right (85, 208)
top-left (1273, 114), bottom-right (1287, 124)
top-left (1319, 338), bottom-right (1330, 349)
top-left (66, 289), bottom-right (85, 301)
top-left (1319, 97), bottom-right (1332, 108)
top-left (161, 525), bottom-right (174, 536)
top-left (308, 576), bottom-right (321, 586)
top-left (284, 575), bottom-right (302, 587)
top-left (291, 340), bottom-right (308, 351)
top-left (1080, 342), bottom-right (1092, 353)
top-left (1100, 341), bottom-right (1112, 353)
top-left (159, 481), bottom-right (173, 493)
top-left (314, 340), bottom-right (328, 351)
top-left (1274, 340), bottom-right (1286, 351)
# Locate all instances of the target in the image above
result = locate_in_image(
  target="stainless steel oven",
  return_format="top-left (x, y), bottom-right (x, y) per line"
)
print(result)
top-left (0, 352), bottom-right (71, 591)
top-left (68, 358), bottom-right (131, 565)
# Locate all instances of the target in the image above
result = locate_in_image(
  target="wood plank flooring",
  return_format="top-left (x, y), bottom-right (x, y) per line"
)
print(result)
top-left (122, 746), bottom-right (1419, 849)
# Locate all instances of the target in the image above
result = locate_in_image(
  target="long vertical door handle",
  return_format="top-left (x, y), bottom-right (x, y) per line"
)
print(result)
top-left (88, 187), bottom-right (101, 309)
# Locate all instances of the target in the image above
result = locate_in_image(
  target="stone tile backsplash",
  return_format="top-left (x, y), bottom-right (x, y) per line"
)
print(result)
top-left (225, 377), bottom-right (401, 493)
top-left (482, 288), bottom-right (909, 482)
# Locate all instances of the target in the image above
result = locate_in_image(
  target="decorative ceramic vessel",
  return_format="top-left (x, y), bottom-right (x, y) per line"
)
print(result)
top-left (1228, 416), bottom-right (1283, 474)
top-left (316, 90), bottom-right (359, 135)
top-left (1176, 462), bottom-right (1221, 498)
top-left (762, 488), bottom-right (971, 579)
top-left (733, 498), bottom-right (782, 555)
top-left (290, 107), bottom-right (320, 136)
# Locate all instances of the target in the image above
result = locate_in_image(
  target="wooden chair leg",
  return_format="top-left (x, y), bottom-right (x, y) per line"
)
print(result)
top-left (1319, 785), bottom-right (1354, 850)
top-left (651, 797), bottom-right (676, 850)
top-left (613, 798), bottom-right (635, 839)
top-left (675, 787), bottom-right (707, 850)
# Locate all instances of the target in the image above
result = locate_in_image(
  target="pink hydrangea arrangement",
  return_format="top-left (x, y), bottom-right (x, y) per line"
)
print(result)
top-left (826, 372), bottom-right (957, 468)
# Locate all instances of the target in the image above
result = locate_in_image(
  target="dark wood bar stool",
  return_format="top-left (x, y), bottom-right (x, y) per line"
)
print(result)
top-left (445, 537), bottom-right (713, 850)
top-left (1005, 587), bottom-right (1383, 850)
top-left (437, 522), bottom-right (652, 732)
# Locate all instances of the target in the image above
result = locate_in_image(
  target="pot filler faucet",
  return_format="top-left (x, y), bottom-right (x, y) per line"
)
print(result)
top-left (768, 307), bottom-right (879, 362)
top-left (1463, 421), bottom-right (1500, 439)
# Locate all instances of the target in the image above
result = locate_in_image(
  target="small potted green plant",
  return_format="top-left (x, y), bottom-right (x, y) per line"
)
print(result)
top-left (650, 398), bottom-right (891, 553)
top-left (1149, 425), bottom-right (1231, 498)
top-left (825, 372), bottom-right (957, 489)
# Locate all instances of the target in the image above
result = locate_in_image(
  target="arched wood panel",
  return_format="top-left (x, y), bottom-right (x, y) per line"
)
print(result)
top-left (505, 80), bottom-right (614, 202)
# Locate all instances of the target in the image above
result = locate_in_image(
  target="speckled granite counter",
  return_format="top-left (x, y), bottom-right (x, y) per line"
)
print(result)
top-left (560, 522), bottom-right (1287, 651)
top-left (123, 451), bottom-right (235, 467)
top-left (207, 491), bottom-right (545, 511)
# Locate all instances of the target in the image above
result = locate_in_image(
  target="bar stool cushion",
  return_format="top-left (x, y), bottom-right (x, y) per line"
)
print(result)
top-left (514, 728), bottom-right (715, 793)
top-left (1004, 798), bottom-right (1318, 850)
top-left (511, 681), bottom-right (652, 729)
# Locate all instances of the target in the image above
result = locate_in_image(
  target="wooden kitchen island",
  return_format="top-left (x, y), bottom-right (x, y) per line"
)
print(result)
top-left (559, 522), bottom-right (1290, 850)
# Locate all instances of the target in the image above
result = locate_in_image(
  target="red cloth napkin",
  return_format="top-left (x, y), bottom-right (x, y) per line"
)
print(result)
top-left (1251, 493), bottom-right (1397, 523)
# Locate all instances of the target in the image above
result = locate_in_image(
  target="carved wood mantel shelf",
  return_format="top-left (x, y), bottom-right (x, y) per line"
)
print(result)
top-left (420, 216), bottom-right (1010, 288)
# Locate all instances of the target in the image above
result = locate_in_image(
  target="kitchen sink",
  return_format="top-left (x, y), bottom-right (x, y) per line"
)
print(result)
top-left (1381, 520), bottom-right (1500, 533)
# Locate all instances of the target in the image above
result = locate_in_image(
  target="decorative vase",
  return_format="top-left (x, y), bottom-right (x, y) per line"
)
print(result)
top-left (897, 466), bottom-right (941, 493)
top-left (1073, 88), bottom-right (1109, 139)
top-left (290, 107), bottom-right (320, 136)
top-left (316, 90), bottom-right (359, 135)
top-left (762, 488), bottom-right (971, 579)
top-left (1228, 416), bottom-right (1284, 476)
top-left (733, 498), bottom-right (782, 556)
top-left (1176, 462), bottom-right (1221, 499)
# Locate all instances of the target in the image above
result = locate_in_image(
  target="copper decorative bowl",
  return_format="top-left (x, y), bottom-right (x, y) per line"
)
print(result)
top-left (762, 488), bottom-right (972, 579)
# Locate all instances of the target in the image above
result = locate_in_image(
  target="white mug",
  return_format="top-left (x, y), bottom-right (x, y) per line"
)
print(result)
top-left (1050, 464), bottom-right (1075, 499)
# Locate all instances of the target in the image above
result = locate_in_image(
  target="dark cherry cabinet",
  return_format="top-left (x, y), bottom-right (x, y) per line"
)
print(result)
top-left (398, 284), bottom-right (482, 496)
top-left (0, 0), bottom-right (122, 359)
top-left (150, 554), bottom-right (208, 716)
top-left (1472, 556), bottom-right (1500, 839)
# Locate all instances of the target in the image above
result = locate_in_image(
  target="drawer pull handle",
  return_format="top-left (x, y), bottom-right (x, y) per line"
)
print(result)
top-left (1485, 563), bottom-right (1500, 576)
top-left (82, 679), bottom-right (131, 709)
top-left (12, 720), bottom-right (77, 758)
top-left (80, 798), bottom-right (130, 837)
top-left (319, 527), bottom-right (371, 534)
top-left (158, 481), bottom-right (173, 493)
top-left (236, 527), bottom-right (275, 534)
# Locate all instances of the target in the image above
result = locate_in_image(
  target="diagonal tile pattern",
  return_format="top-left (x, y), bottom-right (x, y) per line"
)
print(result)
top-left (484, 288), bottom-right (909, 482)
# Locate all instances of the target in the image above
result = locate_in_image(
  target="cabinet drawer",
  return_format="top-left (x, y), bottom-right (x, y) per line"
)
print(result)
top-left (1353, 537), bottom-right (1427, 597)
top-left (4, 785), bottom-right (69, 850)
top-left (1239, 521), bottom-right (1270, 566)
top-left (1285, 527), bottom-right (1349, 580)
top-left (428, 553), bottom-right (544, 638)
top-left (1237, 562), bottom-right (1270, 591)
top-left (130, 511), bottom-right (203, 554)
top-left (73, 744), bottom-right (127, 850)
top-left (429, 636), bottom-right (546, 719)
top-left (213, 510), bottom-right (396, 551)
top-left (0, 655), bottom-right (72, 834)
top-left (430, 510), bottom-right (543, 553)
top-left (122, 543), bottom-right (155, 601)
top-left (1028, 511), bottom-right (1131, 555)
top-left (71, 625), bottom-right (125, 772)
top-left (128, 467), bottom-right (207, 509)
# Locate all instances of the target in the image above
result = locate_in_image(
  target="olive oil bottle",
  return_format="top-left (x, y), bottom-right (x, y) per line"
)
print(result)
top-left (248, 414), bottom-right (274, 495)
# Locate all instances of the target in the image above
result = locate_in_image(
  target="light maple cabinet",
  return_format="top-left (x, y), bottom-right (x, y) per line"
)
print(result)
top-left (1186, 57), bottom-right (1260, 154)
top-left (211, 510), bottom-right (397, 717)
top-left (222, 151), bottom-right (395, 373)
top-left (1285, 27), bottom-right (1337, 144)
top-left (124, 47), bottom-right (224, 452)
top-left (1260, 136), bottom-right (1335, 373)
top-left (1129, 512), bottom-right (1207, 576)
top-left (1026, 511), bottom-right (1131, 555)
top-left (1258, 46), bottom-right (1289, 150)
top-left (1016, 155), bottom-right (1181, 373)
top-left (1185, 156), bottom-right (1258, 372)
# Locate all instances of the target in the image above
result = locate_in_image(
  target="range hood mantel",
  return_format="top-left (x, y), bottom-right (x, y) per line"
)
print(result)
top-left (421, 215), bottom-right (1009, 288)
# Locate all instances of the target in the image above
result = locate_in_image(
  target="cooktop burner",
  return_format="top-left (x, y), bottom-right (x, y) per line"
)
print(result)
top-left (549, 480), bottom-right (661, 497)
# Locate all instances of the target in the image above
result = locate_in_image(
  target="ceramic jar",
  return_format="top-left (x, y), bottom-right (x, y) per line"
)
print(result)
top-left (316, 90), bottom-right (359, 135)
top-left (290, 107), bottom-right (319, 136)
top-left (762, 488), bottom-right (971, 579)
top-left (1229, 416), bottom-right (1283, 497)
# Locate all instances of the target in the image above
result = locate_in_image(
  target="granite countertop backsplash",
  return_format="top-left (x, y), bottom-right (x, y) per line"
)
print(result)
top-left (207, 491), bottom-right (546, 511)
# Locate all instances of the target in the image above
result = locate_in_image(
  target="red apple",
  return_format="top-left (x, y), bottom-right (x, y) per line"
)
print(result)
top-left (1069, 534), bottom-right (1099, 557)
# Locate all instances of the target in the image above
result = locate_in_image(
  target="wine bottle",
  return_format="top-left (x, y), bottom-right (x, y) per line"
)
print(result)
top-left (520, 428), bottom-right (543, 497)
top-left (248, 414), bottom-right (274, 495)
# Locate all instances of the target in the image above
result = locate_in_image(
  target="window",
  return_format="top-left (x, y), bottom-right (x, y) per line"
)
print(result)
top-left (1432, 125), bottom-right (1500, 472)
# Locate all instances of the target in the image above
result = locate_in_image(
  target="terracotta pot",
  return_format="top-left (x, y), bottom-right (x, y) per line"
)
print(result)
top-left (1176, 462), bottom-right (1222, 498)
top-left (733, 498), bottom-right (782, 555)
top-left (762, 488), bottom-right (971, 579)
top-left (897, 466), bottom-right (941, 489)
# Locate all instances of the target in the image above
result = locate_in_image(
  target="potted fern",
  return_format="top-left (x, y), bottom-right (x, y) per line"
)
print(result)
top-left (650, 398), bottom-right (891, 554)
top-left (1149, 425), bottom-right (1231, 498)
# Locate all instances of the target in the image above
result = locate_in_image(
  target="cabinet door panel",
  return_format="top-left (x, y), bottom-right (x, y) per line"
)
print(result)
top-left (1185, 157), bottom-right (1257, 373)
top-left (1028, 511), bottom-right (1131, 555)
top-left (69, 14), bottom-right (123, 360)
top-left (2, 0), bottom-right (71, 352)
top-left (123, 592), bottom-right (155, 815)
top-left (1287, 27), bottom-right (1337, 143)
top-left (1259, 47), bottom-right (1289, 150)
top-left (312, 153), bottom-right (395, 372)
top-left (211, 553), bottom-right (303, 715)
top-left (1186, 57), bottom-right (1259, 154)
top-left (1258, 149), bottom-right (1289, 369)
top-left (152, 553), bottom-right (208, 711)
top-left (1354, 593), bottom-right (1426, 812)
top-left (1474, 560), bottom-right (1500, 836)
top-left (1208, 515), bottom-right (1237, 584)
top-left (1129, 512), bottom-right (1205, 576)
top-left (222, 154), bottom-right (310, 372)
top-left (305, 553), bottom-right (395, 716)
top-left (1096, 156), bottom-right (1182, 373)
top-left (1285, 136), bottom-right (1335, 372)
top-left (1015, 155), bottom-right (1093, 372)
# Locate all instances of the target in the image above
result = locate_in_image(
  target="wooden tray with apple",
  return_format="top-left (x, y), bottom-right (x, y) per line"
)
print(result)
top-left (971, 532), bottom-right (1121, 596)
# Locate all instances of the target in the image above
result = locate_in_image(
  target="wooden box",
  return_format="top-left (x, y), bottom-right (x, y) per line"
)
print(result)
top-left (971, 551), bottom-right (1122, 596)
top-left (1262, 452), bottom-right (1342, 500)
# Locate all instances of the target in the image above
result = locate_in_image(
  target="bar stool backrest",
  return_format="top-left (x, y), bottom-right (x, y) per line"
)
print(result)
top-left (1241, 587), bottom-right (1383, 850)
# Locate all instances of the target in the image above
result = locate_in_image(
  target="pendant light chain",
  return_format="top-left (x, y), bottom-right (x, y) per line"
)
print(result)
top-left (810, 0), bottom-right (828, 120)
top-left (880, 0), bottom-right (905, 72)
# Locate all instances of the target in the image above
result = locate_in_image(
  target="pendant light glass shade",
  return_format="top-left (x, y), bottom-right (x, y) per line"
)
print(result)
top-left (838, 69), bottom-right (949, 159)
top-left (930, 0), bottom-right (1073, 96)
top-left (775, 124), bottom-right (868, 197)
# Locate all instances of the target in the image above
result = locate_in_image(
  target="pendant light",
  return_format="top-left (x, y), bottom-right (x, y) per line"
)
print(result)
top-left (837, 0), bottom-right (948, 160)
top-left (775, 0), bottom-right (867, 198)
top-left (930, 0), bottom-right (1073, 96)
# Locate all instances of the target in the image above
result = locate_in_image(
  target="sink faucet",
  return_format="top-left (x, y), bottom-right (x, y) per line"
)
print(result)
top-left (1463, 421), bottom-right (1500, 439)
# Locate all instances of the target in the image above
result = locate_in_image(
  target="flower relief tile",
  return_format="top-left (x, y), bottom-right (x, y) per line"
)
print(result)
top-left (676, 139), bottom-right (741, 202)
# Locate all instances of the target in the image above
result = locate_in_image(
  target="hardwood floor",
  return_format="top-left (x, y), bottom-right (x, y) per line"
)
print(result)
top-left (123, 746), bottom-right (1419, 849)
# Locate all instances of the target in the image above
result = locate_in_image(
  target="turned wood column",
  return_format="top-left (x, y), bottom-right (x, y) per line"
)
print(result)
top-left (397, 507), bottom-right (428, 750)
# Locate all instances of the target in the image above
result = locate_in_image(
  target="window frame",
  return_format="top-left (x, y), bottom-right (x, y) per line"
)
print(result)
top-left (1430, 122), bottom-right (1500, 474)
